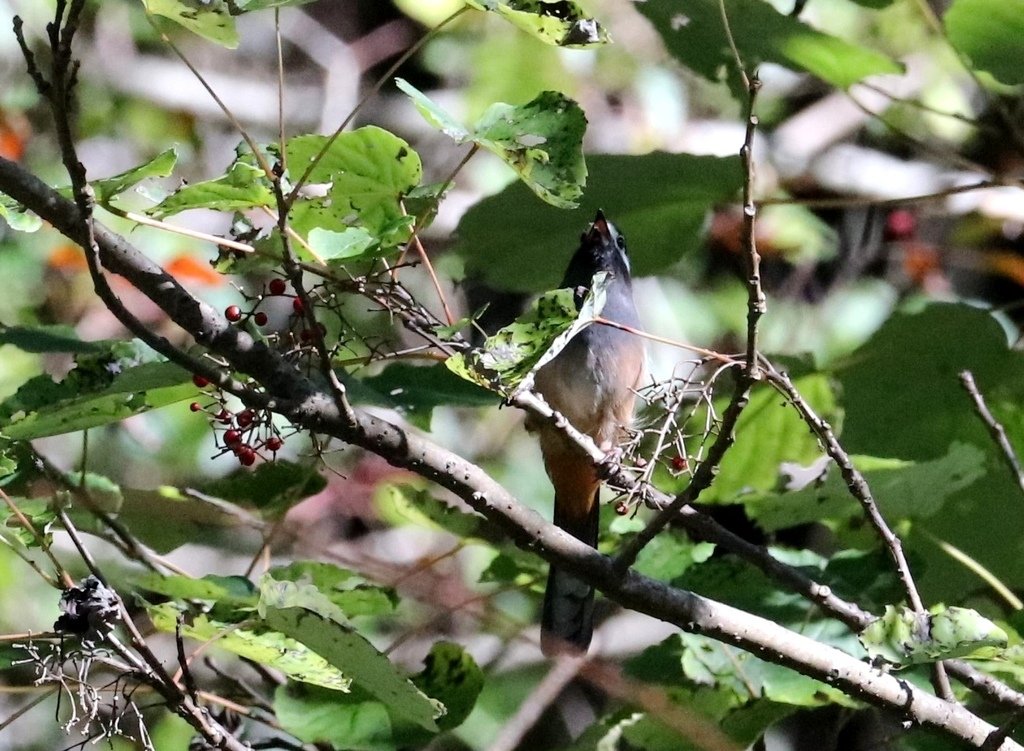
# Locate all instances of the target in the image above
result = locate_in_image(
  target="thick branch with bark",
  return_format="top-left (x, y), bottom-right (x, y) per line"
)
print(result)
top-left (0, 155), bottom-right (1021, 750)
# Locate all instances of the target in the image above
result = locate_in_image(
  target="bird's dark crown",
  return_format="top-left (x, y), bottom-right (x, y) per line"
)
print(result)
top-left (561, 209), bottom-right (632, 291)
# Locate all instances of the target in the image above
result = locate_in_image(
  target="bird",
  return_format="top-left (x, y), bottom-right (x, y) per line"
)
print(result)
top-left (532, 210), bottom-right (644, 655)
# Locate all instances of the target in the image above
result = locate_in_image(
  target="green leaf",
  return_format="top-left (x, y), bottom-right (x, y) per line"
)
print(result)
top-left (859, 605), bottom-right (1007, 668)
top-left (464, 0), bottom-right (609, 47)
top-left (142, 0), bottom-right (239, 48)
top-left (633, 534), bottom-right (715, 582)
top-left (232, 0), bottom-right (317, 10)
top-left (454, 153), bottom-right (742, 292)
top-left (268, 561), bottom-right (398, 618)
top-left (705, 369), bottom-right (838, 501)
top-left (115, 485), bottom-right (250, 554)
top-left (412, 642), bottom-right (484, 730)
top-left (134, 573), bottom-right (257, 604)
top-left (398, 81), bottom-right (587, 208)
top-left (148, 602), bottom-right (352, 690)
top-left (835, 303), bottom-right (1021, 461)
top-left (200, 460), bottom-right (326, 517)
top-left (91, 149), bottom-right (178, 204)
top-left (358, 363), bottom-right (499, 429)
top-left (747, 443), bottom-right (986, 533)
top-left (446, 274), bottom-right (607, 392)
top-left (273, 642), bottom-right (481, 749)
top-left (0, 194), bottom-right (42, 232)
top-left (151, 161), bottom-right (274, 217)
top-left (307, 227), bottom-right (377, 262)
top-left (259, 577), bottom-right (442, 731)
top-left (628, 631), bottom-right (855, 709)
top-left (376, 484), bottom-right (494, 542)
top-left (0, 324), bottom-right (107, 354)
top-left (0, 497), bottom-right (56, 548)
top-left (274, 683), bottom-right (401, 751)
top-left (636, 0), bottom-right (902, 92)
top-left (0, 342), bottom-right (194, 440)
top-left (945, 0), bottom-right (1024, 86)
top-left (284, 127), bottom-right (422, 243)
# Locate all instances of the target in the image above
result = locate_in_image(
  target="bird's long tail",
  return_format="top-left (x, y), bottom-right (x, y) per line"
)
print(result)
top-left (541, 486), bottom-right (600, 655)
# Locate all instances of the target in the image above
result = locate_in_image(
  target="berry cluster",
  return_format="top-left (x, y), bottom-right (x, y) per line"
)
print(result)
top-left (219, 277), bottom-right (327, 348)
top-left (187, 276), bottom-right (340, 467)
top-left (190, 374), bottom-right (285, 466)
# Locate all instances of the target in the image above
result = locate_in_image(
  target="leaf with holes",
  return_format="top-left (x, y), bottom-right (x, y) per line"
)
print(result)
top-left (397, 81), bottom-right (587, 208)
top-left (465, 0), bottom-right (609, 47)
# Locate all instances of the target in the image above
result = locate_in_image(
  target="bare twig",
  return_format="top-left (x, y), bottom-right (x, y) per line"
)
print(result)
top-left (487, 655), bottom-right (588, 751)
top-left (614, 70), bottom-right (764, 572)
top-left (4, 152), bottom-right (1024, 747)
top-left (0, 487), bottom-right (72, 588)
top-left (756, 179), bottom-right (1013, 211)
top-left (761, 359), bottom-right (954, 701)
top-left (960, 370), bottom-right (1024, 497)
top-left (285, 6), bottom-right (469, 207)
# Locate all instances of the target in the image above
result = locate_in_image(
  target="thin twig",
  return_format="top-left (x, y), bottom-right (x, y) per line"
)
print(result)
top-left (761, 359), bottom-right (955, 701)
top-left (487, 655), bottom-right (588, 751)
top-left (614, 70), bottom-right (764, 572)
top-left (960, 370), bottom-right (1024, 497)
top-left (0, 487), bottom-right (72, 588)
top-left (756, 179), bottom-right (1012, 211)
top-left (0, 686), bottom-right (58, 733)
top-left (285, 6), bottom-right (469, 207)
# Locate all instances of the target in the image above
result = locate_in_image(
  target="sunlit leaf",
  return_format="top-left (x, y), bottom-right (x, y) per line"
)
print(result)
top-left (142, 0), bottom-right (239, 48)
top-left (259, 577), bottom-right (442, 731)
top-left (0, 341), bottom-right (193, 440)
top-left (284, 127), bottom-right (422, 244)
top-left (397, 81), bottom-right (586, 208)
top-left (91, 148), bottom-right (178, 204)
top-left (465, 0), bottom-right (609, 47)
top-left (376, 484), bottom-right (494, 542)
top-left (307, 227), bottom-right (377, 263)
top-left (859, 605), bottom-right (1007, 668)
top-left (0, 194), bottom-right (41, 232)
top-left (945, 0), bottom-right (1024, 86)
top-left (268, 561), bottom-right (398, 618)
top-left (0, 497), bottom-right (56, 548)
top-left (148, 602), bottom-right (351, 690)
top-left (151, 161), bottom-right (274, 217)
top-left (446, 273), bottom-right (607, 392)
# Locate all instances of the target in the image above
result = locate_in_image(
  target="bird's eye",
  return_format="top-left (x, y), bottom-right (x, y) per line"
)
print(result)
top-left (616, 235), bottom-right (626, 250)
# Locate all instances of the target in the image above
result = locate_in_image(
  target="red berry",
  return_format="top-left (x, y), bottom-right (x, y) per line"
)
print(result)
top-left (265, 436), bottom-right (283, 452)
top-left (237, 446), bottom-right (256, 466)
top-left (225, 305), bottom-right (242, 322)
top-left (884, 209), bottom-right (917, 242)
top-left (268, 278), bottom-right (287, 295)
top-left (671, 455), bottom-right (688, 471)
top-left (192, 374), bottom-right (210, 388)
top-left (254, 311), bottom-right (268, 326)
top-left (216, 409), bottom-right (232, 424)
top-left (236, 409), bottom-right (255, 428)
top-left (292, 297), bottom-right (304, 315)
top-left (615, 501), bottom-right (629, 516)
top-left (189, 402), bottom-right (203, 412)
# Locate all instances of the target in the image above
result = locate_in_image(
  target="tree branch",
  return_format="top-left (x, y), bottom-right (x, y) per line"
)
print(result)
top-left (1, 157), bottom-right (1021, 748)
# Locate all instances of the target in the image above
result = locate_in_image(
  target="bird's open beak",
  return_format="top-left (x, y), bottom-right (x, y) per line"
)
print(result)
top-left (587, 209), bottom-right (611, 242)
